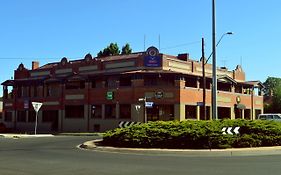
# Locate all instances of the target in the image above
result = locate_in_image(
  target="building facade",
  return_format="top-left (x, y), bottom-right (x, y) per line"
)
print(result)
top-left (1, 47), bottom-right (264, 132)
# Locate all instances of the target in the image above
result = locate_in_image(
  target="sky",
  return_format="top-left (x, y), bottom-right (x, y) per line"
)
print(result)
top-left (1, 0), bottom-right (281, 94)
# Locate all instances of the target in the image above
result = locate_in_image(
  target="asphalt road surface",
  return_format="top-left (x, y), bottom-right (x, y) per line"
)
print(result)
top-left (0, 136), bottom-right (281, 175)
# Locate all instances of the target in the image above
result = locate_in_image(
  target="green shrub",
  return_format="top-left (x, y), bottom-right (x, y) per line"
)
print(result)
top-left (102, 120), bottom-right (281, 149)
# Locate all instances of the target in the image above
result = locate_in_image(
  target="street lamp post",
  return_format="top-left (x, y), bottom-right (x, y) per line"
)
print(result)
top-left (211, 0), bottom-right (234, 120)
top-left (212, 0), bottom-right (217, 120)
top-left (203, 31), bottom-right (233, 120)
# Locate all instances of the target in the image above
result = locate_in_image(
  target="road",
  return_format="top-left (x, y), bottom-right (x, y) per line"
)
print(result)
top-left (0, 136), bottom-right (281, 175)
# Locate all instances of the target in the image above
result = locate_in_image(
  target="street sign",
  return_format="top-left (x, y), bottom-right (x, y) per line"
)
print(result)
top-left (31, 102), bottom-right (43, 135)
top-left (24, 100), bottom-right (29, 109)
top-left (32, 102), bottom-right (43, 112)
top-left (106, 91), bottom-right (114, 100)
top-left (145, 102), bottom-right (154, 108)
top-left (222, 127), bottom-right (240, 135)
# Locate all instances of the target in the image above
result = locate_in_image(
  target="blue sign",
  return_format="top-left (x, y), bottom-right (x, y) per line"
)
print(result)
top-left (145, 102), bottom-right (154, 108)
top-left (144, 56), bottom-right (161, 67)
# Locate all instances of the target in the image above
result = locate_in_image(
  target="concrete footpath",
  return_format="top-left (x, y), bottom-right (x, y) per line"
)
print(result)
top-left (79, 139), bottom-right (281, 157)
top-left (0, 134), bottom-right (54, 139)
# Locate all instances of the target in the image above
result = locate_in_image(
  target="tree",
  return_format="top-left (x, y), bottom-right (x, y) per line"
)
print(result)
top-left (97, 43), bottom-right (120, 57)
top-left (263, 77), bottom-right (281, 113)
top-left (121, 43), bottom-right (132, 55)
top-left (263, 77), bottom-right (281, 96)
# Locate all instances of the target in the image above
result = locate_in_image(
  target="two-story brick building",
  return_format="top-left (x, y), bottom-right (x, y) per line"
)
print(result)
top-left (1, 46), bottom-right (264, 132)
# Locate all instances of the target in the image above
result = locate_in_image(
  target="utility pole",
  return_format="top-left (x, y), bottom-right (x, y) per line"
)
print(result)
top-left (202, 38), bottom-right (207, 120)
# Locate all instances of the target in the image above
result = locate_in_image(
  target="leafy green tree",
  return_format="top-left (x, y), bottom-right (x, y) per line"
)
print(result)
top-left (121, 43), bottom-right (132, 55)
top-left (97, 43), bottom-right (120, 57)
top-left (263, 77), bottom-right (281, 113)
top-left (263, 77), bottom-right (281, 96)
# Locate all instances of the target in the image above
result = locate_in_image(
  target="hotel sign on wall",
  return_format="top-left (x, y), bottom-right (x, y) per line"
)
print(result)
top-left (144, 46), bottom-right (162, 67)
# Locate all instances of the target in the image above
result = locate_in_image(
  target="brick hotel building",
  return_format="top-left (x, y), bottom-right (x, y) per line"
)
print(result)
top-left (1, 46), bottom-right (264, 132)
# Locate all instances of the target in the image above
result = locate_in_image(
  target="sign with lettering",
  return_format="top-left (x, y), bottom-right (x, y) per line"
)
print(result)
top-left (145, 102), bottom-right (154, 108)
top-left (144, 46), bottom-right (162, 67)
top-left (144, 56), bottom-right (161, 67)
top-left (24, 100), bottom-right (29, 109)
top-left (106, 91), bottom-right (114, 100)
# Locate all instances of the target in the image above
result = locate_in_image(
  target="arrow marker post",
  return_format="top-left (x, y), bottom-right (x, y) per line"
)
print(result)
top-left (222, 127), bottom-right (240, 135)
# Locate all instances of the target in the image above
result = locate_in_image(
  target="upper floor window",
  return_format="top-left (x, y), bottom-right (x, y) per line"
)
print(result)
top-left (106, 77), bottom-right (118, 88)
top-left (33, 86), bottom-right (38, 97)
top-left (46, 84), bottom-right (60, 97)
top-left (119, 77), bottom-right (131, 87)
top-left (17, 86), bottom-right (22, 98)
top-left (217, 82), bottom-right (232, 92)
top-left (65, 81), bottom-right (85, 89)
top-left (3, 86), bottom-right (13, 99)
top-left (185, 77), bottom-right (197, 88)
top-left (144, 76), bottom-right (174, 87)
top-left (235, 85), bottom-right (243, 93)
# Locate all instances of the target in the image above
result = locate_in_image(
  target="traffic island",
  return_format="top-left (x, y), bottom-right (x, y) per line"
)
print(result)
top-left (80, 139), bottom-right (281, 157)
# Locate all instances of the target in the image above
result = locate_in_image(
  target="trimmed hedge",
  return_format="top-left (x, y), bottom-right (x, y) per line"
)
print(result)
top-left (102, 120), bottom-right (281, 149)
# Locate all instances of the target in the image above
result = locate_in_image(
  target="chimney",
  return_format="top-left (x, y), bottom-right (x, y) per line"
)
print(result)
top-left (32, 61), bottom-right (39, 70)
top-left (177, 53), bottom-right (189, 61)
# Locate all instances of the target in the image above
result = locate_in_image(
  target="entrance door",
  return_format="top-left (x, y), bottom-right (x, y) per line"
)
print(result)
top-left (42, 110), bottom-right (59, 132)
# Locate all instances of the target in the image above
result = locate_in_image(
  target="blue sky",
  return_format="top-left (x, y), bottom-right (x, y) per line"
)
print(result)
top-left (1, 0), bottom-right (281, 93)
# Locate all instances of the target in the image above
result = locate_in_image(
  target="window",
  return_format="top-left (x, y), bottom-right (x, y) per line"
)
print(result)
top-left (91, 105), bottom-right (102, 118)
top-left (42, 110), bottom-right (58, 122)
top-left (28, 111), bottom-right (36, 122)
top-left (218, 82), bottom-right (231, 92)
top-left (105, 104), bottom-right (116, 119)
top-left (17, 86), bottom-right (22, 98)
top-left (17, 111), bottom-right (26, 122)
top-left (33, 86), bottom-right (38, 97)
top-left (4, 112), bottom-right (12, 122)
top-left (4, 86), bottom-right (13, 99)
top-left (22, 86), bottom-right (29, 97)
top-left (65, 105), bottom-right (84, 118)
top-left (91, 80), bottom-right (96, 88)
top-left (119, 77), bottom-right (131, 87)
top-left (144, 75), bottom-right (174, 87)
top-left (46, 84), bottom-right (60, 97)
top-left (235, 85), bottom-right (243, 93)
top-left (185, 105), bottom-right (197, 119)
top-left (185, 78), bottom-right (197, 88)
top-left (66, 81), bottom-right (85, 89)
top-left (106, 77), bottom-right (118, 88)
top-left (273, 115), bottom-right (281, 120)
top-left (120, 104), bottom-right (131, 119)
